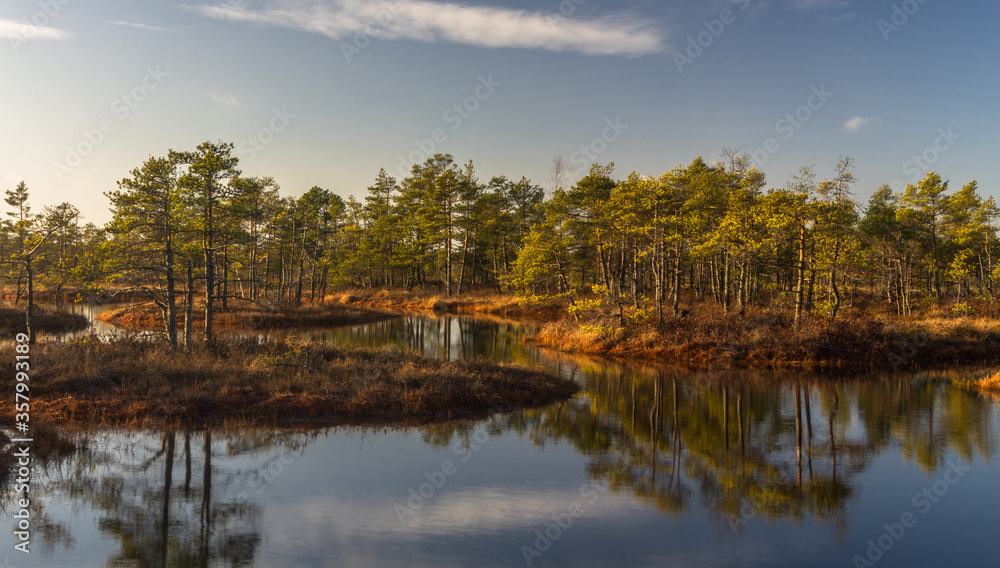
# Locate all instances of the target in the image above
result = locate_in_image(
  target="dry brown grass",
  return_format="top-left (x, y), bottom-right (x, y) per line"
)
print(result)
top-left (531, 301), bottom-right (1000, 371)
top-left (973, 371), bottom-right (1000, 393)
top-left (98, 301), bottom-right (396, 331)
top-left (0, 337), bottom-right (578, 428)
top-left (330, 288), bottom-right (567, 321)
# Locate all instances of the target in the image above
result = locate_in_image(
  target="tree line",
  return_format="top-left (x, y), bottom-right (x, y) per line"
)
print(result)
top-left (5, 142), bottom-right (996, 344)
top-left (511, 152), bottom-right (996, 327)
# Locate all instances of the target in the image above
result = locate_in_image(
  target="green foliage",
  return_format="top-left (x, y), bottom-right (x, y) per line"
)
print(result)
top-left (950, 303), bottom-right (974, 317)
top-left (3, 146), bottom-right (997, 333)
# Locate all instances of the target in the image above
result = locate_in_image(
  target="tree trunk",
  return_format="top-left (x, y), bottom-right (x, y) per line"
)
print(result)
top-left (722, 250), bottom-right (731, 315)
top-left (457, 228), bottom-right (471, 296)
top-left (165, 235), bottom-right (178, 350)
top-left (185, 259), bottom-right (194, 350)
top-left (25, 256), bottom-right (35, 345)
top-left (794, 224), bottom-right (806, 328)
top-left (830, 267), bottom-right (841, 320)
top-left (203, 248), bottom-right (214, 344)
top-left (445, 203), bottom-right (453, 296)
top-left (672, 250), bottom-right (681, 316)
top-left (222, 246), bottom-right (229, 312)
top-left (295, 255), bottom-right (305, 306)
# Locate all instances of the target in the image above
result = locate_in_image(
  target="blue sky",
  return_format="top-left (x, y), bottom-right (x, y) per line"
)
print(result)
top-left (1, 0), bottom-right (997, 224)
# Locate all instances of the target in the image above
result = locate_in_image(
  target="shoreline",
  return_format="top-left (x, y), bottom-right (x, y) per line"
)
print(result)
top-left (1, 338), bottom-right (578, 428)
top-left (10, 286), bottom-right (1000, 381)
top-left (321, 290), bottom-right (1000, 373)
top-left (527, 305), bottom-right (1000, 373)
top-left (330, 289), bottom-right (567, 321)
top-left (96, 300), bottom-right (398, 331)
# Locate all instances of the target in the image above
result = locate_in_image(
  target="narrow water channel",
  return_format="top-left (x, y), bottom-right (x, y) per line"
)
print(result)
top-left (3, 312), bottom-right (999, 567)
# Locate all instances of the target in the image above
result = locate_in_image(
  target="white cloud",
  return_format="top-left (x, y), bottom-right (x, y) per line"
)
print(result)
top-left (210, 93), bottom-right (242, 107)
top-left (106, 20), bottom-right (167, 32)
top-left (187, 0), bottom-right (665, 57)
top-left (0, 18), bottom-right (70, 40)
top-left (843, 116), bottom-right (870, 132)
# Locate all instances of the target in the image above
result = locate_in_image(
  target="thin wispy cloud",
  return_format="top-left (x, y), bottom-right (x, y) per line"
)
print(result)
top-left (0, 18), bottom-right (70, 40)
top-left (187, 0), bottom-right (665, 57)
top-left (107, 20), bottom-right (167, 32)
top-left (210, 93), bottom-right (242, 107)
top-left (843, 116), bottom-right (870, 132)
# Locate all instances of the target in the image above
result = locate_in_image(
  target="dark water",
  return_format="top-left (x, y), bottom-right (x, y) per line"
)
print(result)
top-left (3, 315), bottom-right (1000, 567)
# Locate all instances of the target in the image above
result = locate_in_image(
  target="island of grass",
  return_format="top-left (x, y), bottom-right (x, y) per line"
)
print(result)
top-left (3, 338), bottom-right (579, 427)
top-left (98, 300), bottom-right (397, 331)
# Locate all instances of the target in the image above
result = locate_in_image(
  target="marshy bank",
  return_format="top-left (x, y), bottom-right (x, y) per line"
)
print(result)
top-left (97, 300), bottom-right (397, 331)
top-left (331, 289), bottom-right (567, 321)
top-left (530, 304), bottom-right (1000, 372)
top-left (0, 338), bottom-right (578, 428)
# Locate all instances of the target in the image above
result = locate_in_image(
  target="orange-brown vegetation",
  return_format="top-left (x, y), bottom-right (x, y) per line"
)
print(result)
top-left (97, 301), bottom-right (396, 331)
top-left (330, 288), bottom-right (567, 321)
top-left (973, 371), bottom-right (1000, 394)
top-left (531, 298), bottom-right (1000, 371)
top-left (1, 337), bottom-right (578, 428)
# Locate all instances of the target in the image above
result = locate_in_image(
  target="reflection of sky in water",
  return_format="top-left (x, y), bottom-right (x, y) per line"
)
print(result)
top-left (4, 313), bottom-right (1000, 567)
top-left (9, 404), bottom-right (1000, 568)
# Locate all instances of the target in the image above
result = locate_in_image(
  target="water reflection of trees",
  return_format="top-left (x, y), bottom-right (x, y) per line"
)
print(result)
top-left (28, 428), bottom-right (316, 567)
top-left (0, 423), bottom-right (80, 553)
top-left (497, 355), bottom-right (997, 533)
top-left (267, 315), bottom-right (540, 364)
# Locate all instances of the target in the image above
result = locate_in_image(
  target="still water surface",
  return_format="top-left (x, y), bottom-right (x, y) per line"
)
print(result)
top-left (3, 314), bottom-right (999, 567)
